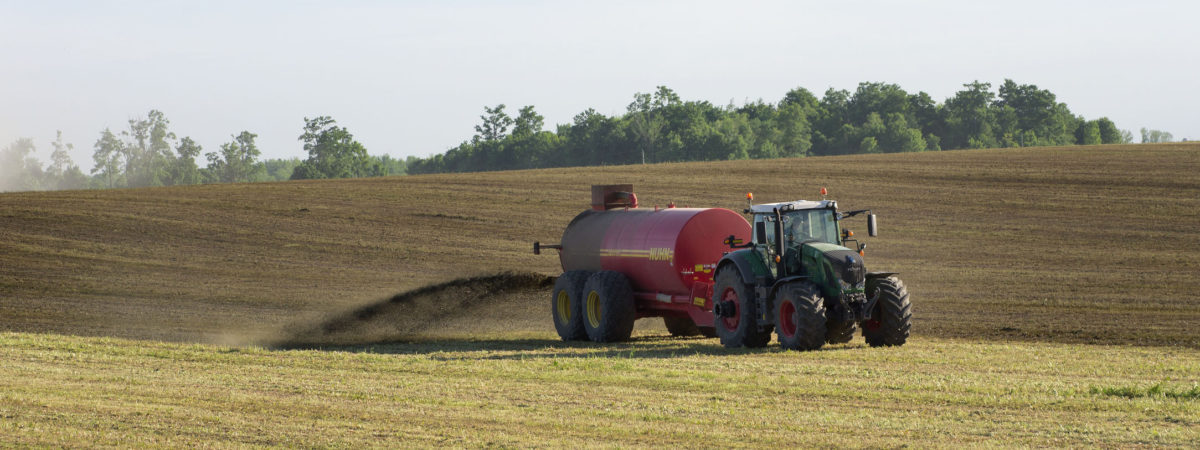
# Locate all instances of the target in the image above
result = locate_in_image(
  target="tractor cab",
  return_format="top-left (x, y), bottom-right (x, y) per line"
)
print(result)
top-left (750, 200), bottom-right (840, 248)
top-left (744, 197), bottom-right (877, 281)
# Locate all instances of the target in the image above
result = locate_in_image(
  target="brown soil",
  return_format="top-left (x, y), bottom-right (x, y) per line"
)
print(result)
top-left (2, 143), bottom-right (1198, 347)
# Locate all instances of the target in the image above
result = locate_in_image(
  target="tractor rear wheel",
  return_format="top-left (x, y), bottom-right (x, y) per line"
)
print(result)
top-left (582, 271), bottom-right (636, 342)
top-left (775, 281), bottom-right (827, 351)
top-left (862, 276), bottom-right (911, 347)
top-left (664, 317), bottom-right (701, 337)
top-left (713, 268), bottom-right (772, 348)
top-left (551, 270), bottom-right (591, 341)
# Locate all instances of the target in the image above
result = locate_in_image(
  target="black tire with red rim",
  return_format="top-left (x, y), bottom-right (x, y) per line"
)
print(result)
top-left (862, 276), bottom-right (911, 347)
top-left (713, 268), bottom-right (772, 348)
top-left (775, 281), bottom-right (827, 351)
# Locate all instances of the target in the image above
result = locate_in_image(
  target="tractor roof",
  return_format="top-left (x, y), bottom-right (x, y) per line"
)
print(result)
top-left (748, 199), bottom-right (835, 214)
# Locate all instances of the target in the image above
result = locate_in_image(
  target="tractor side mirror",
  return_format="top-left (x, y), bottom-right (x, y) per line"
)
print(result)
top-left (755, 221), bottom-right (767, 245)
top-left (867, 214), bottom-right (878, 237)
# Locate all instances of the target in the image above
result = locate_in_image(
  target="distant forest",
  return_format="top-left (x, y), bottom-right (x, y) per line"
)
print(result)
top-left (0, 79), bottom-right (1180, 192)
top-left (407, 80), bottom-right (1171, 174)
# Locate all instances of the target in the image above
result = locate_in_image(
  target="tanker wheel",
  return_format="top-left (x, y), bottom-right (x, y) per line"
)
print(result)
top-left (663, 316), bottom-right (701, 337)
top-left (551, 270), bottom-right (591, 341)
top-left (581, 271), bottom-right (636, 343)
top-left (775, 281), bottom-right (827, 351)
top-left (712, 268), bottom-right (771, 348)
top-left (862, 276), bottom-right (912, 347)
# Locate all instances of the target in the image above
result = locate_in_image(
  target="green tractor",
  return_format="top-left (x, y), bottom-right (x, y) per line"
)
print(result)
top-left (711, 191), bottom-right (911, 350)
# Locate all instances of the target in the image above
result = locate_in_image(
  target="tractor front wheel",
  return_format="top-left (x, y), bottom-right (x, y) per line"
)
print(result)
top-left (862, 276), bottom-right (912, 347)
top-left (775, 281), bottom-right (827, 351)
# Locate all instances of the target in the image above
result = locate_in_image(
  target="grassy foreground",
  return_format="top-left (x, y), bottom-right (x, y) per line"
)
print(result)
top-left (2, 332), bottom-right (1196, 447)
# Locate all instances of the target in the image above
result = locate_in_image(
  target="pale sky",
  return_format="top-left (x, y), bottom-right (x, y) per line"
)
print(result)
top-left (2, 0), bottom-right (1197, 167)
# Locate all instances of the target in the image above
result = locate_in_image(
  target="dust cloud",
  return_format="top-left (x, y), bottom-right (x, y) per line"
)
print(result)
top-left (274, 272), bottom-right (556, 347)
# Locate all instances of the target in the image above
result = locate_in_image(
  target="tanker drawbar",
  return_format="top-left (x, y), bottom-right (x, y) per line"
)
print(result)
top-left (535, 185), bottom-right (911, 351)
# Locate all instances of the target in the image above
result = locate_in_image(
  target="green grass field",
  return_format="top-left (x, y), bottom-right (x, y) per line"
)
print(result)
top-left (2, 332), bottom-right (1196, 447)
top-left (2, 143), bottom-right (1199, 446)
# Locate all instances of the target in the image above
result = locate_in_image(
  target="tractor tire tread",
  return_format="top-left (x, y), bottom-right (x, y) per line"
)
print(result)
top-left (713, 268), bottom-right (772, 348)
top-left (863, 277), bottom-right (911, 347)
top-left (776, 282), bottom-right (827, 351)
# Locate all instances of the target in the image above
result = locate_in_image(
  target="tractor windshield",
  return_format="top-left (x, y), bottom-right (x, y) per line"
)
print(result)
top-left (781, 209), bottom-right (839, 246)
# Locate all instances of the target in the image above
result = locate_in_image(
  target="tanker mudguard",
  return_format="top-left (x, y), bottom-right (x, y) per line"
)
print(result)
top-left (866, 271), bottom-right (898, 279)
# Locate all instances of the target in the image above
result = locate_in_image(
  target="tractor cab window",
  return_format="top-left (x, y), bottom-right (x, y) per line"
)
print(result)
top-left (753, 214), bottom-right (777, 247)
top-left (782, 209), bottom-right (839, 246)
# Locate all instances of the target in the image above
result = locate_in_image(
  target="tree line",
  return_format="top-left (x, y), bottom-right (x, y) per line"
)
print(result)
top-left (407, 80), bottom-right (1176, 174)
top-left (2, 113), bottom-right (410, 192)
top-left (1, 79), bottom-right (1181, 192)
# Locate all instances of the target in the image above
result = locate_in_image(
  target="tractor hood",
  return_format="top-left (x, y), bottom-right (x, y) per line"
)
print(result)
top-left (799, 242), bottom-right (866, 293)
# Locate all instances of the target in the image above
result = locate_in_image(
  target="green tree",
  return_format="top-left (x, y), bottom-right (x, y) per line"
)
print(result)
top-left (205, 131), bottom-right (263, 183)
top-left (122, 110), bottom-right (176, 187)
top-left (47, 131), bottom-right (73, 179)
top-left (1140, 128), bottom-right (1174, 143)
top-left (775, 102), bottom-right (813, 157)
top-left (403, 81), bottom-right (1132, 174)
top-left (474, 105), bottom-right (514, 143)
top-left (291, 116), bottom-right (376, 180)
top-left (1077, 120), bottom-right (1102, 145)
top-left (810, 88), bottom-right (852, 156)
top-left (512, 105), bottom-right (544, 138)
top-left (859, 136), bottom-right (878, 153)
top-left (167, 137), bottom-right (203, 186)
top-left (1094, 118), bottom-right (1122, 144)
top-left (91, 129), bottom-right (125, 189)
top-left (908, 91), bottom-right (943, 142)
top-left (260, 157), bottom-right (303, 181)
top-left (881, 113), bottom-right (926, 152)
top-left (943, 81), bottom-right (998, 149)
top-left (373, 155), bottom-right (408, 176)
top-left (995, 79), bottom-right (1051, 145)
top-left (46, 131), bottom-right (89, 190)
top-left (848, 82), bottom-right (911, 126)
top-left (652, 86), bottom-right (681, 108)
top-left (627, 92), bottom-right (665, 164)
top-left (781, 87), bottom-right (820, 112)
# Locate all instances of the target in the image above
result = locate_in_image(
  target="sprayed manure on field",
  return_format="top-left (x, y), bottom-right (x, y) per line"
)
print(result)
top-left (276, 272), bottom-right (556, 347)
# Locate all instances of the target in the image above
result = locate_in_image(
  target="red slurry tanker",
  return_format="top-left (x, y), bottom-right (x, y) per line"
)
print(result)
top-left (535, 185), bottom-right (911, 351)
